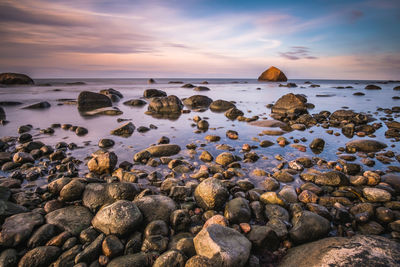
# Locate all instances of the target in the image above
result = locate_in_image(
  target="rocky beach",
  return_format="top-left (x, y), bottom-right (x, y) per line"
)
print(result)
top-left (1, 69), bottom-right (400, 267)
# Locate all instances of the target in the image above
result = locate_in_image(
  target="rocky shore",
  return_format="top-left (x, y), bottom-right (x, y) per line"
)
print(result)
top-left (1, 78), bottom-right (400, 266)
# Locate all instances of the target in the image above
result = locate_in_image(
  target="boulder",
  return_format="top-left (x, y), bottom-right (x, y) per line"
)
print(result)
top-left (183, 95), bottom-right (213, 108)
top-left (314, 171), bottom-right (349, 186)
top-left (279, 235), bottom-right (400, 267)
top-left (134, 195), bottom-right (177, 224)
top-left (0, 107), bottom-right (5, 121)
top-left (92, 200), bottom-right (142, 236)
top-left (0, 73), bottom-right (34, 85)
top-left (289, 211), bottom-right (330, 244)
top-left (225, 107), bottom-right (244, 120)
top-left (346, 139), bottom-right (387, 153)
top-left (45, 206), bottom-right (93, 235)
top-left (194, 86), bottom-right (210, 91)
top-left (147, 95), bottom-right (183, 115)
top-left (110, 122), bottom-right (135, 137)
top-left (134, 144), bottom-right (181, 161)
top-left (0, 212), bottom-right (43, 247)
top-left (123, 99), bottom-right (147, 106)
top-left (87, 150), bottom-right (118, 175)
top-left (194, 178), bottom-right (229, 211)
top-left (365, 84), bottom-right (382, 90)
top-left (18, 246), bottom-right (60, 267)
top-left (22, 101), bottom-right (51, 109)
top-left (108, 253), bottom-right (149, 267)
top-left (77, 91), bottom-right (112, 111)
top-left (193, 224), bottom-right (251, 267)
top-left (382, 174), bottom-right (400, 193)
top-left (224, 197), bottom-right (251, 224)
top-left (209, 100), bottom-right (236, 112)
top-left (271, 93), bottom-right (307, 117)
top-left (143, 89), bottom-right (166, 98)
top-left (362, 188), bottom-right (391, 202)
top-left (258, 66), bottom-right (287, 82)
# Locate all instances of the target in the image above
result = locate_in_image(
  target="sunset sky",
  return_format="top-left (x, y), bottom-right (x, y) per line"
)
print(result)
top-left (0, 0), bottom-right (399, 79)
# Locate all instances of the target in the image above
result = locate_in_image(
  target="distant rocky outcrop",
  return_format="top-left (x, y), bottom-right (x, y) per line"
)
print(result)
top-left (258, 66), bottom-right (287, 82)
top-left (0, 73), bottom-right (34, 85)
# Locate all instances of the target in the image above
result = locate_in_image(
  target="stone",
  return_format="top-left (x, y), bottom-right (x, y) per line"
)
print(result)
top-left (0, 249), bottom-right (18, 267)
top-left (289, 211), bottom-right (330, 244)
top-left (75, 233), bottom-right (104, 264)
top-left (346, 139), bottom-right (387, 153)
top-left (87, 150), bottom-right (118, 175)
top-left (199, 151), bottom-right (213, 162)
top-left (278, 235), bottom-right (400, 267)
top-left (194, 178), bottom-right (229, 211)
top-left (98, 138), bottom-right (115, 148)
top-left (365, 84), bottom-right (382, 90)
top-left (194, 86), bottom-right (210, 91)
top-left (0, 212), bottom-right (43, 247)
top-left (193, 224), bottom-right (251, 267)
top-left (18, 246), bottom-right (60, 267)
top-left (271, 93), bottom-right (307, 117)
top-left (27, 224), bottom-right (59, 248)
top-left (0, 72), bottom-right (34, 85)
top-left (92, 200), bottom-right (142, 236)
top-left (110, 122), bottom-right (135, 137)
top-left (143, 89), bottom-right (166, 98)
top-left (134, 195), bottom-right (177, 224)
top-left (138, 144), bottom-right (181, 158)
top-left (102, 235), bottom-right (124, 258)
top-left (147, 95), bottom-right (183, 114)
top-left (59, 179), bottom-right (86, 202)
top-left (382, 174), bottom-right (400, 193)
top-left (0, 200), bottom-right (29, 221)
top-left (247, 225), bottom-right (280, 252)
top-left (153, 250), bottom-right (186, 267)
top-left (13, 152), bottom-right (34, 164)
top-left (209, 100), bottom-right (236, 112)
top-left (123, 99), bottom-right (147, 106)
top-left (107, 253), bottom-right (149, 267)
top-left (224, 197), bottom-right (251, 224)
top-left (183, 95), bottom-right (213, 109)
top-left (215, 152), bottom-right (235, 166)
top-left (310, 138), bottom-right (325, 151)
top-left (185, 255), bottom-right (215, 267)
top-left (314, 171), bottom-right (349, 186)
top-left (260, 192), bottom-right (286, 206)
top-left (362, 188), bottom-right (391, 202)
top-left (225, 107), bottom-right (244, 120)
top-left (258, 66), bottom-right (287, 82)
top-left (264, 204), bottom-right (290, 222)
top-left (273, 170), bottom-right (294, 182)
top-left (45, 206), bottom-right (93, 235)
top-left (77, 91), bottom-right (112, 111)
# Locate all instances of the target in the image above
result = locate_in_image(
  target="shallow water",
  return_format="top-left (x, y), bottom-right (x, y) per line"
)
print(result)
top-left (1, 78), bottom-right (399, 189)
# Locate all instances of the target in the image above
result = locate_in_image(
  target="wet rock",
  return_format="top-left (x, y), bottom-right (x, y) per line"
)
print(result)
top-left (215, 152), bottom-right (235, 166)
top-left (365, 84), bottom-right (382, 90)
top-left (18, 246), bottom-right (60, 267)
top-left (143, 89), bottom-right (166, 98)
top-left (183, 95), bottom-right (213, 109)
top-left (27, 223), bottom-right (59, 248)
top-left (271, 93), bottom-right (308, 118)
top-left (147, 95), bottom-right (183, 114)
top-left (279, 185), bottom-right (298, 203)
top-left (138, 144), bottom-right (181, 158)
top-left (75, 233), bottom-right (104, 264)
top-left (98, 138), bottom-right (115, 148)
top-left (194, 86), bottom-right (210, 91)
top-left (273, 170), bottom-right (294, 182)
top-left (92, 200), bottom-right (143, 236)
top-left (123, 99), bottom-right (147, 106)
top-left (107, 253), bottom-right (149, 267)
top-left (82, 107), bottom-right (123, 116)
top-left (110, 122), bottom-right (135, 137)
top-left (315, 171), bottom-right (349, 186)
top-left (199, 151), bottom-right (213, 162)
top-left (0, 72), bottom-right (34, 85)
top-left (209, 100), bottom-right (236, 112)
top-left (134, 195), bottom-right (177, 224)
top-left (362, 187), bottom-right (391, 202)
top-left (260, 192), bottom-right (286, 206)
top-left (0, 249), bottom-right (18, 267)
top-left (289, 211), bottom-right (330, 244)
top-left (0, 199), bottom-right (28, 222)
top-left (185, 255), bottom-right (215, 267)
top-left (60, 179), bottom-right (86, 202)
top-left (382, 174), bottom-right (400, 193)
top-left (153, 250), bottom-right (186, 267)
top-left (0, 212), bottom-right (44, 247)
top-left (77, 91), bottom-right (112, 111)
top-left (247, 225), bottom-right (280, 252)
top-left (45, 206), bottom-right (93, 235)
top-left (194, 224), bottom-right (251, 267)
top-left (279, 235), bottom-right (400, 267)
top-left (22, 101), bottom-right (51, 109)
top-left (12, 152), bottom-right (34, 164)
top-left (224, 197), bottom-right (251, 224)
top-left (264, 204), bottom-right (289, 222)
top-left (87, 150), bottom-right (118, 175)
top-left (102, 235), bottom-right (124, 258)
top-left (258, 66), bottom-right (287, 82)
top-left (260, 140), bottom-right (274, 147)
top-left (194, 178), bottom-right (229, 211)
top-left (345, 139), bottom-right (387, 153)
top-left (197, 120), bottom-right (209, 131)
top-left (225, 107), bottom-right (244, 120)
top-left (170, 210), bottom-right (191, 233)
top-left (358, 221), bottom-right (384, 235)
top-left (182, 83), bottom-right (194, 88)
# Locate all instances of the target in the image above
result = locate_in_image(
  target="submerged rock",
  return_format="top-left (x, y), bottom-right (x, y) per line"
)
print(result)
top-left (143, 89), bottom-right (166, 98)
top-left (22, 101), bottom-right (51, 109)
top-left (209, 100), bottom-right (236, 112)
top-left (346, 139), bottom-right (387, 153)
top-left (0, 72), bottom-right (34, 85)
top-left (258, 66), bottom-right (287, 82)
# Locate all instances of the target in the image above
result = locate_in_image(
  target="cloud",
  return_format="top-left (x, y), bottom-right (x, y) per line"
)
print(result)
top-left (279, 46), bottom-right (317, 60)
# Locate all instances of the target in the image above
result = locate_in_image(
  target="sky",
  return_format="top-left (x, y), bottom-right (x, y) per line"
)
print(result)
top-left (0, 0), bottom-right (399, 79)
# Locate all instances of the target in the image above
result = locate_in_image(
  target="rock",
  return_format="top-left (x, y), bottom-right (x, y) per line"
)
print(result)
top-left (346, 139), bottom-right (387, 153)
top-left (225, 107), bottom-right (244, 120)
top-left (260, 192), bottom-right (286, 206)
top-left (185, 255), bottom-right (215, 267)
top-left (289, 211), bottom-right (330, 244)
top-left (182, 83), bottom-right (195, 88)
top-left (362, 188), bottom-right (391, 202)
top-left (278, 235), bottom-right (400, 267)
top-left (148, 78), bottom-right (156, 84)
top-left (197, 120), bottom-right (209, 131)
top-left (13, 152), bottom-right (34, 164)
top-left (183, 95), bottom-right (213, 109)
top-left (209, 100), bottom-right (236, 112)
top-left (215, 152), bottom-right (235, 166)
top-left (60, 179), bottom-right (86, 202)
top-left (193, 224), bottom-right (251, 267)
top-left (315, 171), bottom-right (349, 186)
top-left (107, 253), bottom-right (149, 267)
top-left (81, 106), bottom-right (123, 116)
top-left (27, 224), bottom-right (59, 248)
top-left (102, 235), bottom-right (124, 258)
top-left (143, 89), bottom-right (166, 98)
top-left (87, 150), bottom-right (118, 175)
top-left (0, 212), bottom-right (43, 247)
top-left (18, 246), bottom-right (60, 267)
top-left (45, 206), bottom-right (93, 235)
top-left (271, 93), bottom-right (307, 117)
top-left (224, 197), bottom-right (251, 224)
top-left (264, 204), bottom-right (289, 222)
top-left (146, 144), bottom-right (181, 157)
top-left (247, 225), bottom-right (280, 252)
top-left (0, 200), bottom-right (29, 222)
top-left (75, 233), bottom-right (104, 264)
top-left (258, 66), bottom-right (287, 82)
top-left (147, 95), bottom-right (183, 114)
top-left (199, 151), bottom-right (213, 162)
top-left (365, 84), bottom-right (382, 90)
top-left (123, 99), bottom-right (147, 106)
top-left (194, 178), bottom-right (229, 211)
top-left (92, 200), bottom-right (142, 236)
top-left (77, 91), bottom-right (112, 111)
top-left (134, 195), bottom-right (177, 224)
top-left (98, 138), bottom-right (115, 148)
top-left (273, 170), bottom-right (294, 182)
top-left (153, 250), bottom-right (186, 267)
top-left (0, 73), bottom-right (34, 85)
top-left (0, 249), bottom-right (18, 267)
top-left (0, 107), bottom-right (5, 121)
top-left (51, 245), bottom-right (82, 267)
top-left (194, 86), bottom-right (210, 91)
top-left (110, 122), bottom-right (135, 137)
top-left (382, 174), bottom-right (400, 193)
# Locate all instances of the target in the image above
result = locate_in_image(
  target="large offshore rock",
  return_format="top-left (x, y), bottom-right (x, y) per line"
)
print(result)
top-left (0, 72), bottom-right (34, 85)
top-left (258, 66), bottom-right (287, 82)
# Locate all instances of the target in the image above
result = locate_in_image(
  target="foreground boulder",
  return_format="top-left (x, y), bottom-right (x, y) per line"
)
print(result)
top-left (18, 246), bottom-right (60, 267)
top-left (45, 206), bottom-right (93, 235)
top-left (346, 139), bottom-right (387, 153)
top-left (77, 91), bottom-right (112, 111)
top-left (258, 66), bottom-right (287, 82)
top-left (147, 95), bottom-right (183, 114)
top-left (279, 235), bottom-right (400, 267)
top-left (0, 73), bottom-right (34, 85)
top-left (271, 93), bottom-right (308, 118)
top-left (193, 224), bottom-right (251, 267)
top-left (87, 150), bottom-right (118, 174)
top-left (289, 211), bottom-right (330, 244)
top-left (183, 95), bottom-right (213, 109)
top-left (134, 195), bottom-right (177, 224)
top-left (194, 178), bottom-right (229, 211)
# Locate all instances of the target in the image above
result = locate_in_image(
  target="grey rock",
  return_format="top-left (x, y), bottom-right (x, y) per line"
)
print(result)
top-left (45, 206), bottom-right (93, 235)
